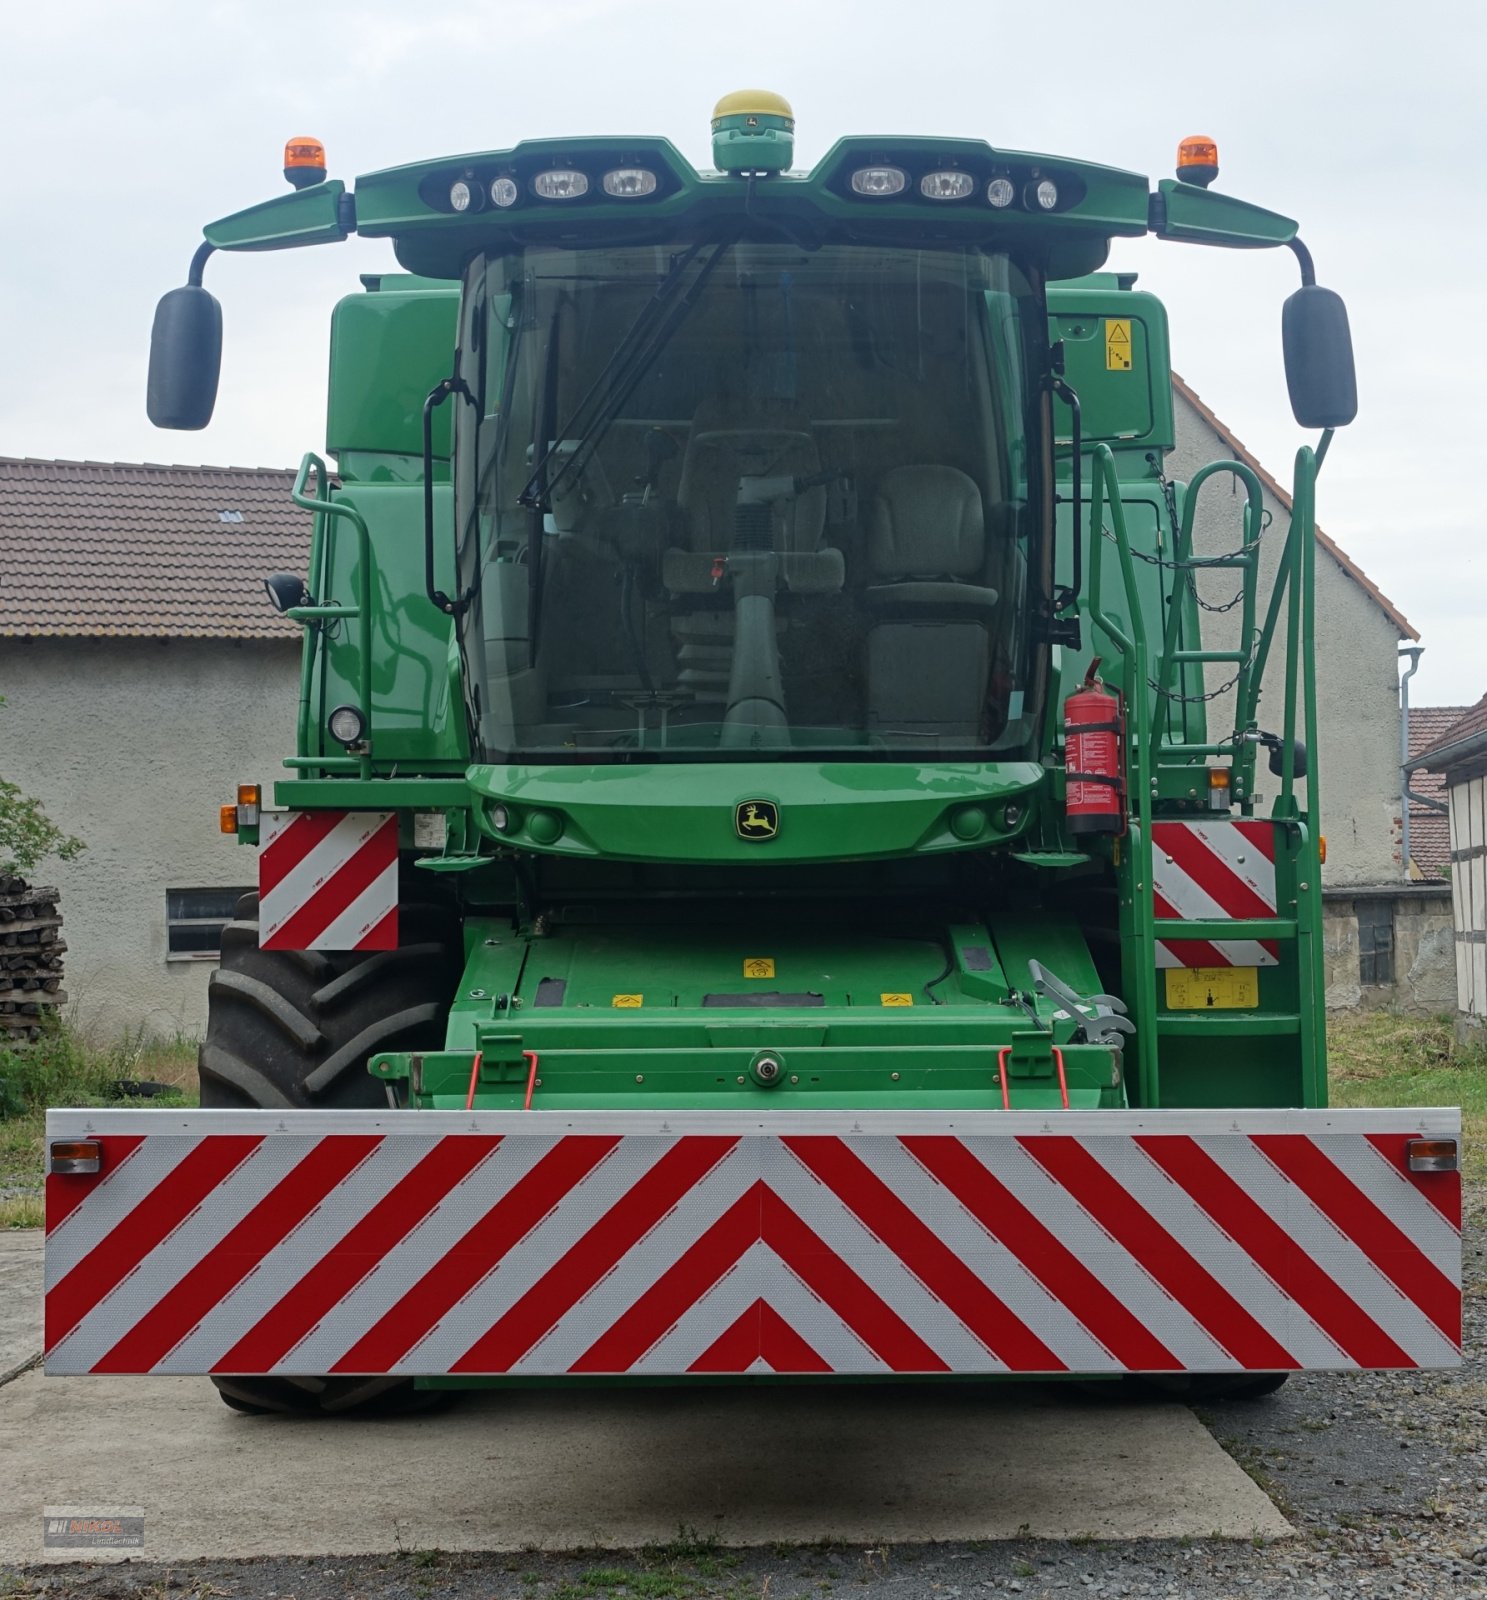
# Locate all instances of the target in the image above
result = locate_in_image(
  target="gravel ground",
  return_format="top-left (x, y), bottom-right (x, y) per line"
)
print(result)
top-left (5, 1197), bottom-right (1477, 1600)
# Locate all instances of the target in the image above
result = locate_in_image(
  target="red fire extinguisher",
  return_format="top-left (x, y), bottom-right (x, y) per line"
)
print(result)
top-left (1064, 660), bottom-right (1125, 835)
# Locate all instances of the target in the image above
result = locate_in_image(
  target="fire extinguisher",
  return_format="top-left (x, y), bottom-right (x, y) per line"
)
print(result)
top-left (1064, 660), bottom-right (1125, 835)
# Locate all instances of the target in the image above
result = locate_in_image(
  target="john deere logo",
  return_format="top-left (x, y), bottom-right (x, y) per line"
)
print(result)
top-left (735, 800), bottom-right (780, 841)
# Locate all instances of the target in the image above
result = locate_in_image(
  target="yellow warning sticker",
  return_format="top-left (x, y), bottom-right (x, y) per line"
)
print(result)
top-left (611, 993), bottom-right (643, 1008)
top-left (743, 957), bottom-right (776, 979)
top-left (1105, 318), bottom-right (1133, 371)
top-left (1164, 967), bottom-right (1259, 1010)
top-left (880, 993), bottom-right (914, 1007)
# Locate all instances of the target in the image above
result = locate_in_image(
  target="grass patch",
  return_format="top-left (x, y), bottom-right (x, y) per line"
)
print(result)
top-left (1328, 1012), bottom-right (1484, 1189)
top-left (0, 1022), bottom-right (197, 1221)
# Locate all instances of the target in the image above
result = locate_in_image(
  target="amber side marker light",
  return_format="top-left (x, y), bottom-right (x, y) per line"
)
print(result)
top-left (236, 783), bottom-right (261, 827)
top-left (49, 1140), bottom-right (102, 1176)
top-left (1408, 1138), bottom-right (1459, 1173)
top-left (284, 136), bottom-right (327, 190)
top-left (219, 803), bottom-right (238, 835)
top-left (1176, 135), bottom-right (1220, 189)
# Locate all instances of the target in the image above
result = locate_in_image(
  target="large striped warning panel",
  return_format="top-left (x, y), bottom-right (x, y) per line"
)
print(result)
top-left (1153, 819), bottom-right (1280, 969)
top-left (259, 811), bottom-right (397, 952)
top-left (43, 1109), bottom-right (1460, 1378)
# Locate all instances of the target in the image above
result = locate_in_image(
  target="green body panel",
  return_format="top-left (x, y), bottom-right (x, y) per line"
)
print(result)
top-left (327, 279), bottom-right (459, 467)
top-left (304, 481), bottom-right (467, 769)
top-left (466, 761), bottom-right (1044, 864)
top-left (1048, 278), bottom-right (1175, 451)
top-left (208, 121), bottom-right (1334, 1129)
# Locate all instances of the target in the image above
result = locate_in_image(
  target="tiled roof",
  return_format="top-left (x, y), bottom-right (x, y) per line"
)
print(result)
top-left (1414, 693), bottom-right (1487, 774)
top-left (0, 458), bottom-right (310, 640)
top-left (1406, 705), bottom-right (1469, 875)
top-left (1172, 376), bottom-right (1418, 641)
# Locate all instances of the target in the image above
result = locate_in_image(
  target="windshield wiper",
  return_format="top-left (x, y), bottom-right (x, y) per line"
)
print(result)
top-left (519, 235), bottom-right (735, 512)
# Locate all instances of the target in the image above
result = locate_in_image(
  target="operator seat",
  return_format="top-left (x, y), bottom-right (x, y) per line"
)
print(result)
top-left (864, 465), bottom-right (999, 742)
top-left (676, 398), bottom-right (827, 555)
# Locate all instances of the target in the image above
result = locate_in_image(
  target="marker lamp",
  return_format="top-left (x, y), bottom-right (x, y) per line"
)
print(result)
top-left (49, 1140), bottom-right (102, 1175)
top-left (986, 176), bottom-right (1016, 208)
top-left (1028, 178), bottom-right (1059, 211)
top-left (1407, 1138), bottom-right (1458, 1173)
top-left (328, 705), bottom-right (366, 746)
top-left (236, 783), bottom-right (261, 827)
top-left (1207, 767), bottom-right (1231, 811)
top-left (490, 176), bottom-right (519, 208)
top-left (920, 170), bottom-right (975, 201)
top-left (850, 166), bottom-right (907, 196)
top-left (533, 169), bottom-right (589, 200)
top-left (602, 167), bottom-right (657, 197)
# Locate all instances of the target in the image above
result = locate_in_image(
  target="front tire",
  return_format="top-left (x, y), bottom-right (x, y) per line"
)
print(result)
top-left (199, 888), bottom-right (460, 1415)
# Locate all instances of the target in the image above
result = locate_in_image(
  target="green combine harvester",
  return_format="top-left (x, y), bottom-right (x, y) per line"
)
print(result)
top-left (41, 96), bottom-right (1461, 1415)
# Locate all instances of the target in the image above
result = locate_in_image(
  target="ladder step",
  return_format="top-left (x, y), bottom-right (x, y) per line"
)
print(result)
top-left (1153, 917), bottom-right (1296, 941)
top-left (1157, 1015), bottom-right (1301, 1037)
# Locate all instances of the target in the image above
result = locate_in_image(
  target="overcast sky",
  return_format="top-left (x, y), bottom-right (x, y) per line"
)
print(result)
top-left (2, 0), bottom-right (1482, 703)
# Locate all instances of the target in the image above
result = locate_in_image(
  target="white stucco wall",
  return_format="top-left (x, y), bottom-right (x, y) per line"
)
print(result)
top-left (0, 637), bottom-right (300, 1041)
top-left (1168, 391), bottom-right (1405, 887)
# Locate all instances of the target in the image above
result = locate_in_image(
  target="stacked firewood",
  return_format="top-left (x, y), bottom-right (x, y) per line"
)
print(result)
top-left (0, 875), bottom-right (65, 1044)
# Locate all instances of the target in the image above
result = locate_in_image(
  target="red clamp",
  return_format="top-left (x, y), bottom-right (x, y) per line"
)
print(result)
top-left (996, 1045), bottom-right (1069, 1111)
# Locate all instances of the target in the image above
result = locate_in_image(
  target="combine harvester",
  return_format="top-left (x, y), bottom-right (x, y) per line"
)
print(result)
top-left (45, 96), bottom-right (1460, 1414)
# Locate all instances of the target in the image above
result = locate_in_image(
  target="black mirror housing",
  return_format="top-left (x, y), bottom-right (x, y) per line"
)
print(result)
top-left (147, 285), bottom-right (223, 430)
top-left (1282, 284), bottom-right (1357, 429)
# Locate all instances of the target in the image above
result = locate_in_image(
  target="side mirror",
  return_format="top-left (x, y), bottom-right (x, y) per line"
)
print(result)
top-left (1281, 285), bottom-right (1357, 429)
top-left (146, 285), bottom-right (222, 430)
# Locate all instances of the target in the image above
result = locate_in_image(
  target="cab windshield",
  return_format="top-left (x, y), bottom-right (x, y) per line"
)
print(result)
top-left (456, 238), bottom-right (1049, 762)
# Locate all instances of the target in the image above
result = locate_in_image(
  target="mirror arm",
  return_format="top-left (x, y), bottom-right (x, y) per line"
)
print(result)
top-left (1287, 236), bottom-right (1316, 288)
top-left (186, 242), bottom-right (216, 289)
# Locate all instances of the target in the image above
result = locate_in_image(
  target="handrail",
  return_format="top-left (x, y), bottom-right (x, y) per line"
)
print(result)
top-left (287, 453), bottom-right (374, 780)
top-left (1085, 445), bottom-right (1159, 1105)
top-left (1157, 461), bottom-right (1266, 775)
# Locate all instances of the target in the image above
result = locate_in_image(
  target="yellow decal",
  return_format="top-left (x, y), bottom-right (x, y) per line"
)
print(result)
top-left (880, 993), bottom-right (914, 1007)
top-left (611, 993), bottom-right (644, 1008)
top-left (743, 957), bottom-right (776, 979)
top-left (1164, 967), bottom-right (1259, 1010)
top-left (1105, 318), bottom-right (1132, 371)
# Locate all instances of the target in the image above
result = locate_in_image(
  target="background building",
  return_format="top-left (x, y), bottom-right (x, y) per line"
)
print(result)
top-left (1413, 696), bottom-right (1487, 1041)
top-left (0, 392), bottom-right (1442, 1037)
top-left (0, 458), bottom-right (302, 1041)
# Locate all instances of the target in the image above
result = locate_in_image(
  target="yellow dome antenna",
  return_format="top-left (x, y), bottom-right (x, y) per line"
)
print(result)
top-left (711, 90), bottom-right (794, 175)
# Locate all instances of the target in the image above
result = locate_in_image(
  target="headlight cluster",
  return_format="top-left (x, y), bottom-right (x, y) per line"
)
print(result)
top-left (848, 165), bottom-right (1063, 212)
top-left (445, 166), bottom-right (660, 212)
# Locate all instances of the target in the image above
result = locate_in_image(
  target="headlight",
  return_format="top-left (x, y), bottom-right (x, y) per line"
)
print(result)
top-left (1028, 177), bottom-right (1059, 211)
top-left (986, 176), bottom-right (1016, 209)
top-left (490, 176), bottom-right (519, 208)
top-left (602, 167), bottom-right (657, 197)
top-left (850, 165), bottom-right (907, 196)
top-left (328, 705), bottom-right (366, 746)
top-left (532, 169), bottom-right (589, 200)
top-left (919, 170), bottom-right (975, 201)
top-left (448, 178), bottom-right (483, 213)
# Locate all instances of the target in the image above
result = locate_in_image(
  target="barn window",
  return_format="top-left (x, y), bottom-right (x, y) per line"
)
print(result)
top-left (1356, 898), bottom-right (1395, 986)
top-left (166, 887), bottom-right (251, 959)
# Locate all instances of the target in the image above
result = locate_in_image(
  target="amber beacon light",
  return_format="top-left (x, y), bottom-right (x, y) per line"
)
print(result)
top-left (1176, 135), bottom-right (1220, 188)
top-left (284, 136), bottom-right (327, 189)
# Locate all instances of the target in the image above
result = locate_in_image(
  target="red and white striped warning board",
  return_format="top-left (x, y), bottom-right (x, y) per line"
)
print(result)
top-left (1152, 820), bottom-right (1280, 968)
top-left (259, 811), bottom-right (398, 952)
top-left (43, 1109), bottom-right (1460, 1378)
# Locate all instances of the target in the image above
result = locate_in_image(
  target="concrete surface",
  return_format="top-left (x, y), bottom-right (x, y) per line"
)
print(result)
top-left (0, 1232), bottom-right (1288, 1561)
top-left (0, 1229), bottom-right (42, 1380)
